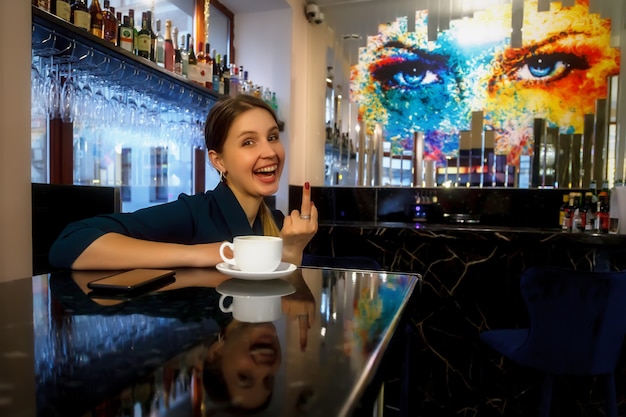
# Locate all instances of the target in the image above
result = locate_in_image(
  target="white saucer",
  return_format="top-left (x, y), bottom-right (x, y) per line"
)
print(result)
top-left (216, 278), bottom-right (296, 298)
top-left (216, 262), bottom-right (297, 280)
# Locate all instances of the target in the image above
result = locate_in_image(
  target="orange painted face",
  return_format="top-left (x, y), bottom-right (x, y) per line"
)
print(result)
top-left (485, 0), bottom-right (620, 164)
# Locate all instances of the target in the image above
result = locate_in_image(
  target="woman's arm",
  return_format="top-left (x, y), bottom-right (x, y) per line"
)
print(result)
top-left (71, 233), bottom-right (225, 270)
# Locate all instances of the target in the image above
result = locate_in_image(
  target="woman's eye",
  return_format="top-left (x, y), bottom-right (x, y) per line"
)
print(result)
top-left (242, 139), bottom-right (254, 146)
top-left (371, 56), bottom-right (446, 90)
top-left (268, 134), bottom-right (279, 142)
top-left (513, 53), bottom-right (589, 82)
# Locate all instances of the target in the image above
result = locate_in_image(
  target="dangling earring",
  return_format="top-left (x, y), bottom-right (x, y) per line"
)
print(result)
top-left (220, 171), bottom-right (227, 183)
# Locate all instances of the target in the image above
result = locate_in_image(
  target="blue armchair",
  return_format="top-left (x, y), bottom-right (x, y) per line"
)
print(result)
top-left (480, 266), bottom-right (626, 417)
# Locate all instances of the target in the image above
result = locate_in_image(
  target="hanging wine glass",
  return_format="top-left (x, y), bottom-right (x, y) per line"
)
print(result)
top-left (60, 60), bottom-right (77, 123)
top-left (44, 57), bottom-right (61, 119)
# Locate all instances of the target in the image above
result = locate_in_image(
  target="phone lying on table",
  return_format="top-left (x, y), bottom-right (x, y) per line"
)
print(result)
top-left (87, 269), bottom-right (176, 293)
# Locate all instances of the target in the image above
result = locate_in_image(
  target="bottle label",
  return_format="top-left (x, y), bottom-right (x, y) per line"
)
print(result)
top-left (119, 27), bottom-right (134, 52)
top-left (156, 46), bottom-right (165, 66)
top-left (55, 1), bottom-right (71, 21)
top-left (137, 34), bottom-right (151, 56)
top-left (73, 10), bottom-right (91, 31)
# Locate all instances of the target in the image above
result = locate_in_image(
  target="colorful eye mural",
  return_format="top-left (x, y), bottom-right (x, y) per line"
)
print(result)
top-left (350, 0), bottom-right (620, 166)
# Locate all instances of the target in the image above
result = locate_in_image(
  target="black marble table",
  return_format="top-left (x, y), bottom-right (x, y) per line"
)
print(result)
top-left (0, 266), bottom-right (418, 417)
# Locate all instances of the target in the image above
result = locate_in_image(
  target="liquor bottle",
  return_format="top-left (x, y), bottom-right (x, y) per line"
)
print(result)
top-left (212, 54), bottom-right (221, 93)
top-left (597, 191), bottom-right (610, 233)
top-left (181, 34), bottom-right (189, 78)
top-left (146, 11), bottom-right (157, 62)
top-left (241, 70), bottom-right (250, 94)
top-left (204, 43), bottom-right (213, 89)
top-left (128, 9), bottom-right (137, 54)
top-left (584, 192), bottom-right (594, 231)
top-left (173, 27), bottom-right (183, 76)
top-left (559, 193), bottom-right (570, 230)
top-left (187, 37), bottom-right (198, 83)
top-left (211, 49), bottom-right (221, 91)
top-left (196, 41), bottom-right (207, 85)
top-left (222, 54), bottom-right (230, 95)
top-left (54, 0), bottom-right (71, 22)
top-left (136, 12), bottom-right (151, 59)
top-left (89, 0), bottom-right (103, 38)
top-left (270, 92), bottom-right (279, 116)
top-left (163, 20), bottom-right (175, 71)
top-left (154, 20), bottom-right (165, 68)
top-left (71, 0), bottom-right (91, 31)
top-left (571, 193), bottom-right (582, 233)
top-left (101, 0), bottom-right (117, 45)
top-left (118, 15), bottom-right (134, 53)
top-left (229, 64), bottom-right (239, 96)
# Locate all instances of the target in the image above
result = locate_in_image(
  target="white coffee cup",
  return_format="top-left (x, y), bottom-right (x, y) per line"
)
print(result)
top-left (219, 294), bottom-right (283, 322)
top-left (219, 236), bottom-right (283, 273)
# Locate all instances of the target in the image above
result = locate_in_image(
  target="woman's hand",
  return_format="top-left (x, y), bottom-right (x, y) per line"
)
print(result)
top-left (282, 270), bottom-right (316, 351)
top-left (280, 182), bottom-right (318, 265)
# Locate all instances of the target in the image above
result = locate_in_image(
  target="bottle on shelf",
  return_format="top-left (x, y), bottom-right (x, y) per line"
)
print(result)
top-left (559, 193), bottom-right (570, 230)
top-left (173, 27), bottom-right (183, 76)
top-left (270, 91), bottom-right (279, 115)
top-left (596, 191), bottom-right (610, 233)
top-left (71, 0), bottom-right (91, 31)
top-left (196, 41), bottom-right (208, 85)
top-left (88, 0), bottom-right (103, 38)
top-left (154, 19), bottom-right (165, 68)
top-left (136, 12), bottom-right (151, 59)
top-left (229, 64), bottom-right (240, 97)
top-left (222, 54), bottom-right (230, 95)
top-left (204, 43), bottom-right (213, 90)
top-left (128, 8), bottom-right (138, 54)
top-left (101, 0), bottom-right (117, 45)
top-left (212, 54), bottom-right (221, 93)
top-left (571, 192), bottom-right (583, 233)
top-left (181, 34), bottom-right (189, 78)
top-left (146, 11), bottom-right (157, 62)
top-left (187, 37), bottom-right (199, 83)
top-left (584, 192), bottom-right (595, 231)
top-left (54, 0), bottom-right (72, 22)
top-left (241, 70), bottom-right (250, 94)
top-left (118, 15), bottom-right (134, 53)
top-left (163, 20), bottom-right (175, 71)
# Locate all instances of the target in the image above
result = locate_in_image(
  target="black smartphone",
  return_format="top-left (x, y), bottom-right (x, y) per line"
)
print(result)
top-left (87, 269), bottom-right (176, 293)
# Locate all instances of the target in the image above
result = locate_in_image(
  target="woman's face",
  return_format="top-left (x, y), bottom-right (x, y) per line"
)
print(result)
top-left (212, 107), bottom-right (284, 201)
top-left (219, 322), bottom-right (281, 409)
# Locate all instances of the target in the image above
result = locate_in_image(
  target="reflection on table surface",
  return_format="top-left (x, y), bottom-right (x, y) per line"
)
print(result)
top-left (19, 266), bottom-right (419, 417)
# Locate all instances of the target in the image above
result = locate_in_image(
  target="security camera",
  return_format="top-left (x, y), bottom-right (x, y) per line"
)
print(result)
top-left (314, 12), bottom-right (324, 24)
top-left (305, 3), bottom-right (319, 20)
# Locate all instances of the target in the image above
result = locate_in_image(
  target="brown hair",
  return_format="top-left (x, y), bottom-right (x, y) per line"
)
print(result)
top-left (204, 94), bottom-right (278, 153)
top-left (204, 95), bottom-right (281, 237)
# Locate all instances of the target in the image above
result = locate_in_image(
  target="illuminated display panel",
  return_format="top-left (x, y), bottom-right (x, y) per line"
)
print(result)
top-left (350, 0), bottom-right (620, 166)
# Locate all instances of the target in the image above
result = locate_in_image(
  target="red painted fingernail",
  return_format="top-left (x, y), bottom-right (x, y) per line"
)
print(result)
top-left (305, 182), bottom-right (310, 190)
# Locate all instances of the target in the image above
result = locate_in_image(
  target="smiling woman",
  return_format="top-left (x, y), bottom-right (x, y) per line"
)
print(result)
top-left (49, 95), bottom-right (318, 271)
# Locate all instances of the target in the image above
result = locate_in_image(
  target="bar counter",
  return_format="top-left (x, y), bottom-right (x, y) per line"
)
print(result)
top-left (0, 266), bottom-right (418, 417)
top-left (305, 219), bottom-right (626, 416)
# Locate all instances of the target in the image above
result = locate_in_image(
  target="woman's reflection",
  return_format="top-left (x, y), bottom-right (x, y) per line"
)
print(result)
top-left (44, 268), bottom-right (317, 415)
top-left (204, 321), bottom-right (281, 411)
